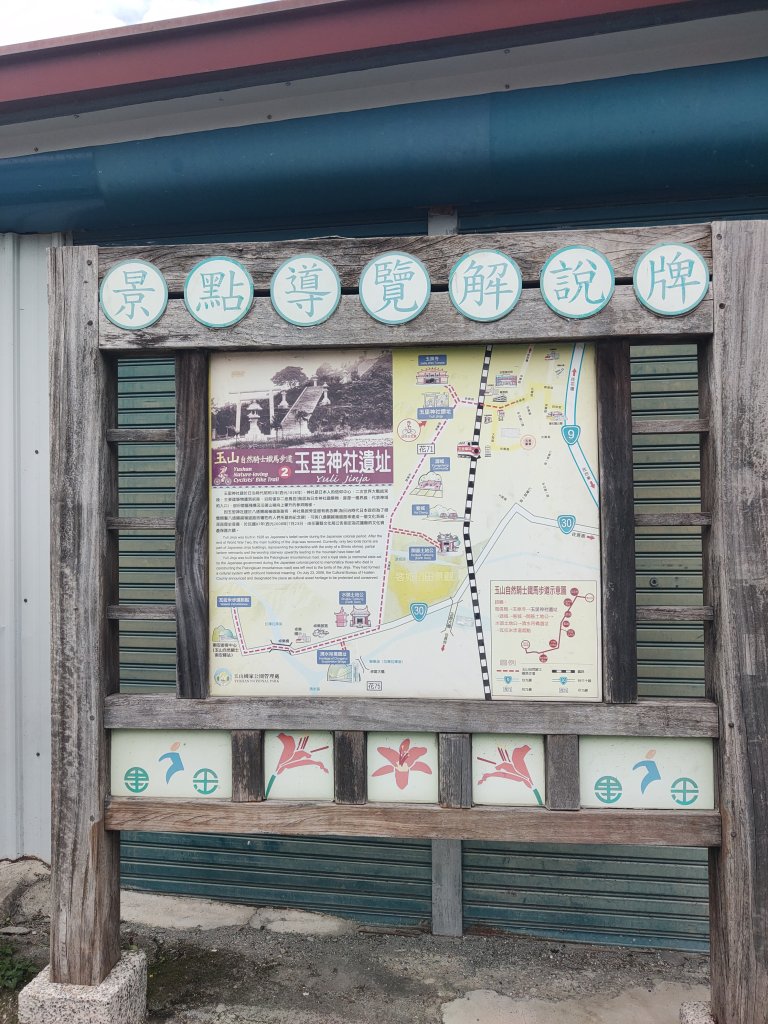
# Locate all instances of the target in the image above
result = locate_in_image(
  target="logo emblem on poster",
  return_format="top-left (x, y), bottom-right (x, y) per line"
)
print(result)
top-left (561, 425), bottom-right (581, 445)
top-left (557, 515), bottom-right (576, 535)
top-left (410, 602), bottom-right (428, 622)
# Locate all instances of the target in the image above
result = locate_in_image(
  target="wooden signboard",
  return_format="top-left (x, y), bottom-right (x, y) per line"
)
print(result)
top-left (47, 223), bottom-right (768, 1023)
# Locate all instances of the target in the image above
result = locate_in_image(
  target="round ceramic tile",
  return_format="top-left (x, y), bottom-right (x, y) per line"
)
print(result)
top-left (271, 253), bottom-right (341, 325)
top-left (359, 251), bottom-right (430, 325)
top-left (633, 243), bottom-right (709, 316)
top-left (99, 259), bottom-right (168, 330)
top-left (449, 249), bottom-right (522, 321)
top-left (184, 256), bottom-right (254, 328)
top-left (540, 245), bottom-right (614, 319)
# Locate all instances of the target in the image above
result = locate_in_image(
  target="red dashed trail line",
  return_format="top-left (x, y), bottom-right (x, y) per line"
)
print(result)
top-left (232, 607), bottom-right (379, 657)
top-left (391, 528), bottom-right (439, 547)
top-left (446, 385), bottom-right (476, 406)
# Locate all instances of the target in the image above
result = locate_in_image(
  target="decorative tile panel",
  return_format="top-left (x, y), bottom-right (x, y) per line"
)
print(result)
top-left (472, 734), bottom-right (546, 806)
top-left (111, 730), bottom-right (232, 799)
top-left (263, 730), bottom-right (334, 800)
top-left (580, 737), bottom-right (715, 809)
top-left (366, 732), bottom-right (438, 803)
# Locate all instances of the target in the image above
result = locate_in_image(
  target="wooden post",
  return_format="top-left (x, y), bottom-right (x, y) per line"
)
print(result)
top-left (596, 341), bottom-right (638, 702)
top-left (438, 734), bottom-right (472, 808)
top-left (49, 246), bottom-right (121, 984)
top-left (431, 839), bottom-right (463, 936)
top-left (545, 735), bottom-right (580, 811)
top-left (231, 731), bottom-right (264, 802)
top-left (176, 352), bottom-right (209, 699)
top-left (427, 206), bottom-right (465, 937)
top-left (703, 221), bottom-right (768, 1024)
top-left (334, 731), bottom-right (367, 804)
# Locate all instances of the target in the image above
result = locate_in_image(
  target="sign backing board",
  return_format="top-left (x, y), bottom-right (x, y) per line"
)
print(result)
top-left (209, 342), bottom-right (601, 700)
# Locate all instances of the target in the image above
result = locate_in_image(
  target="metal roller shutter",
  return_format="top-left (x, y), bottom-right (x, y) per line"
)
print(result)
top-left (117, 342), bottom-right (707, 950)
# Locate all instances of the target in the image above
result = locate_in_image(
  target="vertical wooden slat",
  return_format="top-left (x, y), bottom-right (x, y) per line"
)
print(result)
top-left (431, 838), bottom-right (463, 936)
top-left (49, 246), bottom-right (121, 985)
top-left (596, 340), bottom-right (638, 702)
top-left (544, 735), bottom-right (580, 810)
top-left (438, 734), bottom-right (472, 808)
top-left (334, 731), bottom-right (366, 804)
top-left (426, 205), bottom-right (465, 937)
top-left (703, 221), bottom-right (768, 1024)
top-left (231, 731), bottom-right (264, 802)
top-left (175, 352), bottom-right (209, 699)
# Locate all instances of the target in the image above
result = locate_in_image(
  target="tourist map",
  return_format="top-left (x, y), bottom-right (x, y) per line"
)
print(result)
top-left (209, 343), bottom-right (601, 700)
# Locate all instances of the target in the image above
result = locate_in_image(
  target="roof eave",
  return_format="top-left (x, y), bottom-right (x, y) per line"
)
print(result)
top-left (0, 0), bottom-right (724, 122)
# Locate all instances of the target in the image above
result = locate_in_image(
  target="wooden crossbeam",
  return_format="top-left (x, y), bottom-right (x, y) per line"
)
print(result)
top-left (632, 418), bottom-right (709, 435)
top-left (99, 224), bottom-right (712, 291)
top-left (636, 606), bottom-right (714, 621)
top-left (99, 289), bottom-right (713, 351)
top-left (634, 512), bottom-right (712, 527)
top-left (104, 798), bottom-right (721, 847)
top-left (106, 516), bottom-right (175, 530)
top-left (106, 427), bottom-right (176, 443)
top-left (104, 694), bottom-right (719, 736)
top-left (107, 604), bottom-right (176, 620)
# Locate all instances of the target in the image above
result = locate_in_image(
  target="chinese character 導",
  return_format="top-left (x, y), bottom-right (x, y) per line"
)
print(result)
top-left (285, 261), bottom-right (330, 319)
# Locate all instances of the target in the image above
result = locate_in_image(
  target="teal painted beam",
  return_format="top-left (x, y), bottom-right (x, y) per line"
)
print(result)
top-left (1, 57), bottom-right (767, 237)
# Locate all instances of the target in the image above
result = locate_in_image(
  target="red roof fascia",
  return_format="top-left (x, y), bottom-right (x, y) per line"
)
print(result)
top-left (0, 0), bottom-right (698, 117)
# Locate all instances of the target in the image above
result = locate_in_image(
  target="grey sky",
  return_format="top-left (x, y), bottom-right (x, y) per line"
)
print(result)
top-left (3, 0), bottom-right (267, 46)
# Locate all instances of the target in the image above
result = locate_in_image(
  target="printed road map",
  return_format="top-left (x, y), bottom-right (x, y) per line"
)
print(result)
top-left (209, 344), bottom-right (601, 701)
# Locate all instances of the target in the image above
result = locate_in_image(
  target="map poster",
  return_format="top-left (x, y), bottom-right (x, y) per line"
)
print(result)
top-left (209, 343), bottom-right (601, 701)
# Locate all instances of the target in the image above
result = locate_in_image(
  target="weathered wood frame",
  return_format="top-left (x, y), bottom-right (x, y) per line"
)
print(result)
top-left (49, 223), bottom-right (768, 1023)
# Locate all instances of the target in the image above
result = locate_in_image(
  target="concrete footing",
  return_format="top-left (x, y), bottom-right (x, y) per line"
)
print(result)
top-left (680, 1002), bottom-right (715, 1024)
top-left (17, 951), bottom-right (146, 1024)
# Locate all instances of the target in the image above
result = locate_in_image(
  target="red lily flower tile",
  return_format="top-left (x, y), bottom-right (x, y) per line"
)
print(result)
top-left (264, 730), bottom-right (334, 801)
top-left (472, 734), bottom-right (545, 806)
top-left (367, 733), bottom-right (438, 803)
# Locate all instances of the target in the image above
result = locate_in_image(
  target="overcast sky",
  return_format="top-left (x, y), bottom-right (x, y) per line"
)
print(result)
top-left (3, 0), bottom-right (268, 46)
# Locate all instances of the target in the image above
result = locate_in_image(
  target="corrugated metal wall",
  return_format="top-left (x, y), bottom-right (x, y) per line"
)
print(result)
top-left (117, 342), bottom-right (707, 950)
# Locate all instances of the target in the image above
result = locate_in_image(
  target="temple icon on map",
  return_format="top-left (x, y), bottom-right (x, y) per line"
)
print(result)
top-left (335, 605), bottom-right (372, 628)
top-left (437, 533), bottom-right (460, 554)
top-left (416, 367), bottom-right (449, 385)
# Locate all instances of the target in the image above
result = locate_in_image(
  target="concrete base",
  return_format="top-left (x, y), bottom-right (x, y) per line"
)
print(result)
top-left (17, 951), bottom-right (146, 1024)
top-left (680, 1003), bottom-right (715, 1024)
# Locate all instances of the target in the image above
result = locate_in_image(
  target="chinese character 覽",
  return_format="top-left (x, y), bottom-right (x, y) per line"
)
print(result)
top-left (360, 251), bottom-right (430, 324)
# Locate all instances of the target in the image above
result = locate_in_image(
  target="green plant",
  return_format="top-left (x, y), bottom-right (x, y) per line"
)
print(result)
top-left (0, 943), bottom-right (36, 991)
